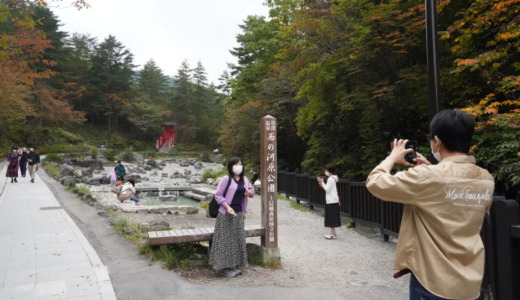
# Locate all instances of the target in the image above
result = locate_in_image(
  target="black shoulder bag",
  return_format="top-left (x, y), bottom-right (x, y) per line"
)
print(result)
top-left (209, 176), bottom-right (232, 218)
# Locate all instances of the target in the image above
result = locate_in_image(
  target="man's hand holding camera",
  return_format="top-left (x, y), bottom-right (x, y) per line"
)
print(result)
top-left (388, 139), bottom-right (430, 167)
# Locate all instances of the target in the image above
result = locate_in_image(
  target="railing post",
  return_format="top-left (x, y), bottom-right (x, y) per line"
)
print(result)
top-left (347, 175), bottom-right (355, 221)
top-left (380, 199), bottom-right (389, 242)
top-left (490, 196), bottom-right (520, 300)
top-left (295, 168), bottom-right (300, 204)
top-left (307, 172), bottom-right (314, 210)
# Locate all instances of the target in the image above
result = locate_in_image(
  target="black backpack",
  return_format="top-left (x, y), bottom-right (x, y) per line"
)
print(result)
top-left (209, 176), bottom-right (232, 218)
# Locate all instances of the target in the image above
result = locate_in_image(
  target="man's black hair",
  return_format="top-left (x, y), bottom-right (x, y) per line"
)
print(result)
top-left (227, 156), bottom-right (244, 177)
top-left (429, 109), bottom-right (474, 153)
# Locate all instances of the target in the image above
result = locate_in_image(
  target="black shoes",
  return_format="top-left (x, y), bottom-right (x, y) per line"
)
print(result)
top-left (14, 178), bottom-right (17, 183)
top-left (30, 179), bottom-right (34, 183)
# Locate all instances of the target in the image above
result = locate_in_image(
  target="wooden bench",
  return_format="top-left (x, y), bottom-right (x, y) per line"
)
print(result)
top-left (148, 225), bottom-right (265, 249)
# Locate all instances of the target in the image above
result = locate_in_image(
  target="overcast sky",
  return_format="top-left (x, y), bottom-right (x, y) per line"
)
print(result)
top-left (50, 0), bottom-right (269, 84)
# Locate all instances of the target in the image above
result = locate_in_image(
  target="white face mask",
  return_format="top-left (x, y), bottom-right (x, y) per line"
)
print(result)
top-left (430, 141), bottom-right (442, 162)
top-left (325, 171), bottom-right (330, 177)
top-left (232, 165), bottom-right (243, 175)
top-left (13, 150), bottom-right (17, 153)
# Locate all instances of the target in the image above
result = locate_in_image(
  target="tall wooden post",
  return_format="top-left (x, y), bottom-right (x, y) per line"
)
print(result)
top-left (260, 115), bottom-right (280, 260)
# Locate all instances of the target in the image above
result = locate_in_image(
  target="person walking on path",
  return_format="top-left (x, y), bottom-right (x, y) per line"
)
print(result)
top-left (317, 163), bottom-right (341, 240)
top-left (209, 157), bottom-right (255, 278)
top-left (366, 109), bottom-right (494, 300)
top-left (6, 147), bottom-right (20, 183)
top-left (27, 147), bottom-right (41, 183)
top-left (18, 147), bottom-right (28, 177)
top-left (114, 160), bottom-right (126, 182)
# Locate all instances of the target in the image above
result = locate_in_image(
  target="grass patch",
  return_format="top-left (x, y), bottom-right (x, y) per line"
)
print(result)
top-left (43, 162), bottom-right (60, 178)
top-left (248, 253), bottom-right (282, 269)
top-left (76, 185), bottom-right (90, 195)
top-left (44, 153), bottom-right (62, 163)
top-left (289, 200), bottom-right (312, 212)
top-left (112, 219), bottom-right (144, 243)
top-left (263, 258), bottom-right (282, 269)
top-left (199, 201), bottom-right (210, 210)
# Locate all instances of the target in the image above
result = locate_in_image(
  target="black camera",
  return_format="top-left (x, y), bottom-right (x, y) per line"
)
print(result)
top-left (405, 141), bottom-right (417, 164)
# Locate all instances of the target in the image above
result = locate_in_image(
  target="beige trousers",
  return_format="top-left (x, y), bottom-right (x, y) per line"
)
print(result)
top-left (28, 164), bottom-right (37, 179)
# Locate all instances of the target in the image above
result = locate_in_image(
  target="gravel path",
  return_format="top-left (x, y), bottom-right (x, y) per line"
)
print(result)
top-left (89, 159), bottom-right (409, 299)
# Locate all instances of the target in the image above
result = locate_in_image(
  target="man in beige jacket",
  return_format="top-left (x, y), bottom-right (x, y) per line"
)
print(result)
top-left (367, 109), bottom-right (494, 300)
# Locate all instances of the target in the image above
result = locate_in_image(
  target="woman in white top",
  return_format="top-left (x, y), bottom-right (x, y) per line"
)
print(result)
top-left (317, 164), bottom-right (340, 239)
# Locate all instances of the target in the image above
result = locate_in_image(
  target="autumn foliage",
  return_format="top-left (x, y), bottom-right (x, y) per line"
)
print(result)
top-left (0, 0), bottom-right (86, 135)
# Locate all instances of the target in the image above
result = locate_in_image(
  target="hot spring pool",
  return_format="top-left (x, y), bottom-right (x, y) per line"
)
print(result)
top-left (135, 188), bottom-right (199, 207)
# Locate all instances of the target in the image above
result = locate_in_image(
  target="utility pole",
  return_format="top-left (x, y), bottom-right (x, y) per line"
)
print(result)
top-left (425, 0), bottom-right (441, 121)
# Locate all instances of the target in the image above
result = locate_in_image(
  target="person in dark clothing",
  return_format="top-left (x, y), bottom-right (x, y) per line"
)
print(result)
top-left (114, 160), bottom-right (126, 182)
top-left (19, 147), bottom-right (28, 177)
top-left (27, 147), bottom-right (41, 183)
top-left (6, 147), bottom-right (20, 183)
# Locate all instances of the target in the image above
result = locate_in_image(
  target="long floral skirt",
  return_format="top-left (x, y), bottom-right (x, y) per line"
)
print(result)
top-left (209, 213), bottom-right (247, 271)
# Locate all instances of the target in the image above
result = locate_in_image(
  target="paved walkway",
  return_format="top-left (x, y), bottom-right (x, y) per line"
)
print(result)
top-left (0, 163), bottom-right (116, 299)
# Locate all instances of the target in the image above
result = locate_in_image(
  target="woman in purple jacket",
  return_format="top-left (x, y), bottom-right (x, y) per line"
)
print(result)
top-left (209, 157), bottom-right (255, 278)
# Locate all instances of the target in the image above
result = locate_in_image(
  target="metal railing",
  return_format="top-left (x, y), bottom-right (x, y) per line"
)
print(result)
top-left (278, 170), bottom-right (403, 240)
top-left (278, 169), bottom-right (520, 299)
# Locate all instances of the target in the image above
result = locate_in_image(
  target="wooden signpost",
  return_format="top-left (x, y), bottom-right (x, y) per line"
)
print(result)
top-left (260, 115), bottom-right (280, 260)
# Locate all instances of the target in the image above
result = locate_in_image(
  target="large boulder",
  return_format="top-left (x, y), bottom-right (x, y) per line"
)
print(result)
top-left (60, 176), bottom-right (78, 186)
top-left (146, 159), bottom-right (158, 168)
top-left (59, 164), bottom-right (74, 177)
top-left (73, 169), bottom-right (83, 178)
top-left (132, 152), bottom-right (144, 164)
top-left (96, 154), bottom-right (110, 164)
top-left (143, 220), bottom-right (170, 231)
top-left (189, 176), bottom-right (202, 184)
top-left (126, 174), bottom-right (142, 183)
top-left (87, 176), bottom-right (105, 186)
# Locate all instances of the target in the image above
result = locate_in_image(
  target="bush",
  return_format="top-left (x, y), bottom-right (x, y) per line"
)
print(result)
top-left (121, 151), bottom-right (135, 162)
top-left (202, 168), bottom-right (226, 183)
top-left (45, 153), bottom-right (62, 163)
top-left (40, 143), bottom-right (86, 153)
top-left (158, 243), bottom-right (197, 270)
top-left (103, 149), bottom-right (119, 162)
top-left (107, 134), bottom-right (125, 149)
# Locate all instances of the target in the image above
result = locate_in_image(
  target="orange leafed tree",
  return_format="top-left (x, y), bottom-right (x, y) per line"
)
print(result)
top-left (0, 0), bottom-right (88, 130)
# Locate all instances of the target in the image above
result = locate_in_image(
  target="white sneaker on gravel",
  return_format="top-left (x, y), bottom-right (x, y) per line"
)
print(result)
top-left (324, 235), bottom-right (337, 240)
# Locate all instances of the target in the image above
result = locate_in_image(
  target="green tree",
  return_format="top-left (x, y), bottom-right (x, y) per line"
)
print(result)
top-left (88, 35), bottom-right (135, 132)
top-left (138, 59), bottom-right (169, 102)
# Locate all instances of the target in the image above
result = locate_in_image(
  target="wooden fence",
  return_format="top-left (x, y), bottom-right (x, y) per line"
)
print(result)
top-left (278, 170), bottom-right (520, 299)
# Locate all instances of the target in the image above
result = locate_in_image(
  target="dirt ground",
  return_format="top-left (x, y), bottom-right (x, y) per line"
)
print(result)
top-left (86, 159), bottom-right (408, 298)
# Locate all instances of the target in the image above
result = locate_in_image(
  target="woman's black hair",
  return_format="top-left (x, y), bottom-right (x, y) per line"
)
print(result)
top-left (128, 178), bottom-right (135, 187)
top-left (325, 163), bottom-right (336, 174)
top-left (11, 147), bottom-right (18, 151)
top-left (429, 109), bottom-right (474, 153)
top-left (227, 156), bottom-right (244, 177)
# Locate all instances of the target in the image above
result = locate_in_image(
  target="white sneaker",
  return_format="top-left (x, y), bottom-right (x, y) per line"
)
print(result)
top-left (324, 234), bottom-right (337, 240)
